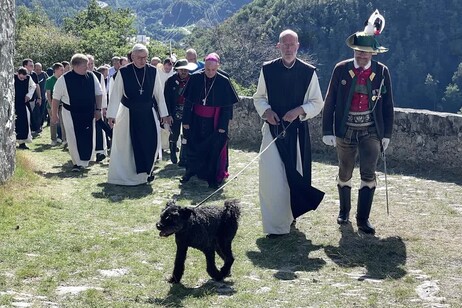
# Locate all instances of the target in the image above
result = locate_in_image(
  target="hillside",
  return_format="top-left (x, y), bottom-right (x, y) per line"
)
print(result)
top-left (15, 0), bottom-right (252, 41)
top-left (186, 0), bottom-right (462, 112)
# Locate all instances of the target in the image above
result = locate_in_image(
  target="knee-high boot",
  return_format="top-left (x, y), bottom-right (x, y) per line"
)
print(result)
top-left (356, 186), bottom-right (376, 234)
top-left (337, 185), bottom-right (351, 224)
top-left (169, 141), bottom-right (178, 164)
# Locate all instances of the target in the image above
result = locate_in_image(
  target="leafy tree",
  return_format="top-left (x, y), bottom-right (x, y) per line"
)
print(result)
top-left (15, 5), bottom-right (79, 68)
top-left (442, 84), bottom-right (462, 113)
top-left (63, 0), bottom-right (136, 64)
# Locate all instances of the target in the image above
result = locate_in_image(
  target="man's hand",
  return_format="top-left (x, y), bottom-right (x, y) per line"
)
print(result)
top-left (264, 108), bottom-right (280, 125)
top-left (162, 116), bottom-right (173, 126)
top-left (108, 117), bottom-right (116, 128)
top-left (282, 106), bottom-right (305, 122)
top-left (94, 110), bottom-right (102, 121)
top-left (322, 135), bottom-right (336, 147)
top-left (25, 96), bottom-right (31, 103)
top-left (51, 113), bottom-right (59, 125)
top-left (36, 98), bottom-right (42, 106)
top-left (218, 129), bottom-right (225, 133)
top-left (182, 124), bottom-right (190, 130)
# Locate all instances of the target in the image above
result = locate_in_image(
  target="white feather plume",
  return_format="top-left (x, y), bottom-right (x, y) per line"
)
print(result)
top-left (363, 9), bottom-right (386, 35)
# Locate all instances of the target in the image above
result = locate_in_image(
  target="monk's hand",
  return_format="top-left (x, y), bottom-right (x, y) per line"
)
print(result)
top-left (25, 96), bottom-right (31, 103)
top-left (94, 109), bottom-right (102, 121)
top-left (162, 116), bottom-right (173, 126)
top-left (282, 106), bottom-right (304, 122)
top-left (108, 117), bottom-right (116, 128)
top-left (51, 113), bottom-right (59, 125)
top-left (264, 108), bottom-right (280, 125)
top-left (102, 108), bottom-right (107, 117)
top-left (218, 129), bottom-right (225, 133)
top-left (182, 124), bottom-right (190, 130)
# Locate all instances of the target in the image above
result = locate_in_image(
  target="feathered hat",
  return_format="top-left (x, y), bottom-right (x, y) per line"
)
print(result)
top-left (346, 9), bottom-right (388, 54)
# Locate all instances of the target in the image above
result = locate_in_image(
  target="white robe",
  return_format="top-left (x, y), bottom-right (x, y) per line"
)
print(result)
top-left (253, 68), bottom-right (324, 234)
top-left (106, 67), bottom-right (168, 186)
top-left (53, 72), bottom-right (103, 167)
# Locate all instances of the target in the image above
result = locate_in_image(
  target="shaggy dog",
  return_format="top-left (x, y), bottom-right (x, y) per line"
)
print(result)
top-left (156, 199), bottom-right (240, 283)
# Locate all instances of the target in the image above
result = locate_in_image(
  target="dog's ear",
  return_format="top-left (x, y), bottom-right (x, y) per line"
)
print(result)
top-left (178, 207), bottom-right (193, 220)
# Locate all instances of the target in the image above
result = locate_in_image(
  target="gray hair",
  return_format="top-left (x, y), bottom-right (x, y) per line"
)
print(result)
top-left (131, 43), bottom-right (148, 54)
top-left (279, 29), bottom-right (298, 42)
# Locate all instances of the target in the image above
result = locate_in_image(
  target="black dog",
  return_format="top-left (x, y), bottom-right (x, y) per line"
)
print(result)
top-left (156, 199), bottom-right (240, 283)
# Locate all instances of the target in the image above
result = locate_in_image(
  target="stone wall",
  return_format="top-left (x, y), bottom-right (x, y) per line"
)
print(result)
top-left (229, 97), bottom-right (462, 172)
top-left (0, 0), bottom-right (16, 183)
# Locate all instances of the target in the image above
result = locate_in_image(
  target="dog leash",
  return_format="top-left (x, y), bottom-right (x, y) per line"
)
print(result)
top-left (194, 121), bottom-right (293, 207)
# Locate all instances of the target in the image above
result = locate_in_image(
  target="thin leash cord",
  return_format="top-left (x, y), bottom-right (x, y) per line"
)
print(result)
top-left (194, 121), bottom-right (293, 207)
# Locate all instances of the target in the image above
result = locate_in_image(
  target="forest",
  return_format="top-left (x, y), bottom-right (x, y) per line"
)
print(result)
top-left (15, 0), bottom-right (462, 113)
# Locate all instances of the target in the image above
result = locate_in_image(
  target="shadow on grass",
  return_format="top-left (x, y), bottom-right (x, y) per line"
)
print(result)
top-left (324, 224), bottom-right (407, 280)
top-left (154, 163), bottom-right (228, 205)
top-left (35, 160), bottom-right (91, 179)
top-left (91, 182), bottom-right (153, 202)
top-left (246, 227), bottom-right (326, 280)
top-left (148, 280), bottom-right (236, 307)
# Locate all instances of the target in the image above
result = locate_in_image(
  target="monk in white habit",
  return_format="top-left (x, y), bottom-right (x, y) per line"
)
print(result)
top-left (107, 43), bottom-right (172, 185)
top-left (253, 29), bottom-right (324, 238)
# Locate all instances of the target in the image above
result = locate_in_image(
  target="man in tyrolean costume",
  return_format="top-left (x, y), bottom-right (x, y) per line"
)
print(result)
top-left (164, 58), bottom-right (198, 165)
top-left (322, 10), bottom-right (395, 234)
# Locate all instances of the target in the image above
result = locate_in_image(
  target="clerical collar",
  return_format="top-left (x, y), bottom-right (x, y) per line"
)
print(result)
top-left (281, 59), bottom-right (296, 69)
top-left (354, 59), bottom-right (371, 70)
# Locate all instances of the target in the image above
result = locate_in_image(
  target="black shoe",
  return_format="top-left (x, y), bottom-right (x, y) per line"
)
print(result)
top-left (71, 165), bottom-right (82, 172)
top-left (96, 153), bottom-right (106, 162)
top-left (180, 172), bottom-right (193, 183)
top-left (147, 174), bottom-right (155, 183)
top-left (290, 219), bottom-right (296, 227)
top-left (357, 220), bottom-right (376, 234)
top-left (18, 143), bottom-right (29, 150)
top-left (266, 234), bottom-right (285, 239)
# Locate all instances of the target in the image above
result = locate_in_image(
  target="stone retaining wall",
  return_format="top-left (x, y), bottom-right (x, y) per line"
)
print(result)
top-left (229, 97), bottom-right (462, 172)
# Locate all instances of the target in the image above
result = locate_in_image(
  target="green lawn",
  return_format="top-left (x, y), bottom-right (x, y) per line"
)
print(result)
top-left (1, 128), bottom-right (461, 307)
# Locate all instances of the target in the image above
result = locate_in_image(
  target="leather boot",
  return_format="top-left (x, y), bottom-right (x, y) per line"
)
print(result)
top-left (356, 186), bottom-right (376, 234)
top-left (337, 185), bottom-right (351, 224)
top-left (169, 142), bottom-right (178, 164)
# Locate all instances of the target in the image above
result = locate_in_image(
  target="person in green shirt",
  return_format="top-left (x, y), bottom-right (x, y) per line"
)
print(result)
top-left (45, 62), bottom-right (64, 146)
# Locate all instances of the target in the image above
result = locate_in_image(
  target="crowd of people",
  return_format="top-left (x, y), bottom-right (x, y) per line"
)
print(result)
top-left (13, 10), bottom-right (394, 237)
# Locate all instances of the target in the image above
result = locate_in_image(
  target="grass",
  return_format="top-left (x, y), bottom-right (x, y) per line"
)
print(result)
top-left (0, 127), bottom-right (461, 307)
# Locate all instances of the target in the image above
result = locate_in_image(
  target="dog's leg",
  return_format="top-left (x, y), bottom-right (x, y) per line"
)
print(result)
top-left (168, 245), bottom-right (188, 283)
top-left (217, 239), bottom-right (234, 278)
top-left (204, 248), bottom-right (222, 281)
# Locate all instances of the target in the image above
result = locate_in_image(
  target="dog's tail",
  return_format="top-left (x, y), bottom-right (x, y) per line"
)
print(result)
top-left (223, 199), bottom-right (241, 225)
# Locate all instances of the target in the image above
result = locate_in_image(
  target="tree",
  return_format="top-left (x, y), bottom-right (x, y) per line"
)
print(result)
top-left (15, 5), bottom-right (79, 68)
top-left (441, 84), bottom-right (462, 113)
top-left (63, 0), bottom-right (136, 64)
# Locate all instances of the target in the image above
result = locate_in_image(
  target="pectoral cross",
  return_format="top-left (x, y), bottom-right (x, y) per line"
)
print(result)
top-left (139, 88), bottom-right (144, 95)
